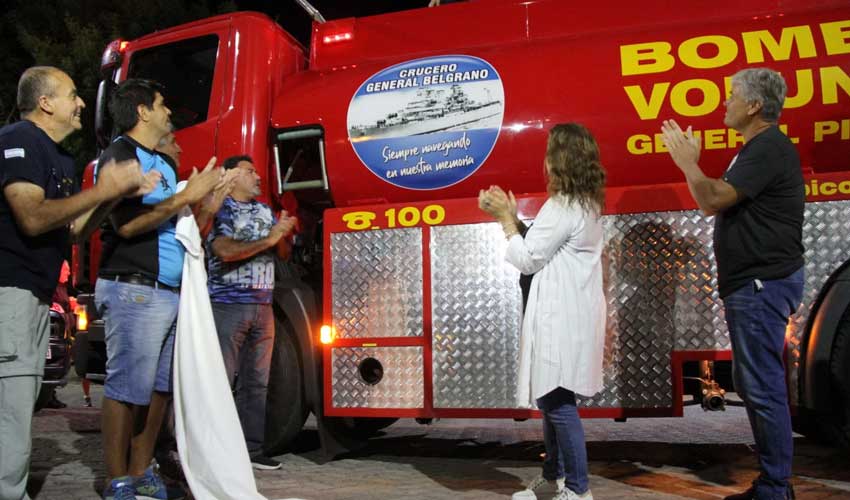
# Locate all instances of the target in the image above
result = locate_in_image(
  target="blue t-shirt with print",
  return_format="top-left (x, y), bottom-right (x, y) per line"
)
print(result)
top-left (97, 136), bottom-right (184, 287)
top-left (206, 197), bottom-right (277, 304)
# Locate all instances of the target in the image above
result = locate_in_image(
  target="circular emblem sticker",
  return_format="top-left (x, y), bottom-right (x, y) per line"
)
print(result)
top-left (347, 55), bottom-right (504, 190)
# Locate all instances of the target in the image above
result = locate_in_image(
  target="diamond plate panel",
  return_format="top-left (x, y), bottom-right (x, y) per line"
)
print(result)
top-left (427, 200), bottom-right (850, 410)
top-left (331, 229), bottom-right (423, 338)
top-left (589, 211), bottom-right (722, 408)
top-left (431, 223), bottom-right (523, 408)
top-left (331, 346), bottom-right (423, 408)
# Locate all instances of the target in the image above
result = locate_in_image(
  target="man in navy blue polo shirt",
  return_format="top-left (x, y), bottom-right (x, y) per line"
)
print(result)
top-left (0, 66), bottom-right (151, 500)
top-left (95, 78), bottom-right (222, 500)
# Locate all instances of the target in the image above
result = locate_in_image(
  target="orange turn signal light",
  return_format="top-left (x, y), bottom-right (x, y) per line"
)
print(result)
top-left (320, 325), bottom-right (336, 344)
top-left (75, 304), bottom-right (88, 332)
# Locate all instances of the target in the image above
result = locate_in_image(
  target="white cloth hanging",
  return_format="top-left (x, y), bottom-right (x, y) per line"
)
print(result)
top-left (172, 191), bottom-right (269, 500)
top-left (172, 180), bottom-right (304, 500)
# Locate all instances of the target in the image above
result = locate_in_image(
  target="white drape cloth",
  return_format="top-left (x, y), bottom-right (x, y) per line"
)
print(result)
top-left (173, 185), bottom-right (267, 500)
top-left (507, 197), bottom-right (606, 407)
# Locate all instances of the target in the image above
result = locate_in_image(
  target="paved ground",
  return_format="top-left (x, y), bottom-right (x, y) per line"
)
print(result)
top-left (28, 375), bottom-right (850, 499)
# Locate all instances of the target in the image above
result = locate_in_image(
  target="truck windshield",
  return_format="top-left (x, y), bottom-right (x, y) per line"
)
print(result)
top-left (126, 35), bottom-right (219, 131)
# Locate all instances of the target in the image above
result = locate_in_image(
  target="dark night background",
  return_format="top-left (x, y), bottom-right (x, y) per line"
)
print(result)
top-left (0, 0), bottom-right (435, 170)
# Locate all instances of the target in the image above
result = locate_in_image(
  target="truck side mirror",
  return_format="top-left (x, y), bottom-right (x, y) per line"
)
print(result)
top-left (95, 80), bottom-right (116, 150)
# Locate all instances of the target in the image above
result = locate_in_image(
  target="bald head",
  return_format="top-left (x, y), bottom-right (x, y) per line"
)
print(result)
top-left (17, 66), bottom-right (64, 116)
top-left (16, 66), bottom-right (85, 143)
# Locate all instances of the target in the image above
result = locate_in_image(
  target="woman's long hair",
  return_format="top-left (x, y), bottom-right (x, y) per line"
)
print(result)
top-left (545, 123), bottom-right (606, 213)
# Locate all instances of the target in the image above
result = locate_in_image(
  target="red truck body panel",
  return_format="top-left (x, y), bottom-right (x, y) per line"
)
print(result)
top-left (273, 0), bottom-right (850, 208)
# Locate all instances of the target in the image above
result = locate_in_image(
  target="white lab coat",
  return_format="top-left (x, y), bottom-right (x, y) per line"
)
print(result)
top-left (172, 187), bottom-right (267, 500)
top-left (506, 196), bottom-right (606, 407)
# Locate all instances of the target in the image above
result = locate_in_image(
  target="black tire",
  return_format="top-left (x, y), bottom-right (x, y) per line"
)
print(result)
top-left (827, 306), bottom-right (850, 448)
top-left (72, 331), bottom-right (90, 378)
top-left (34, 385), bottom-right (54, 413)
top-left (340, 417), bottom-right (399, 437)
top-left (794, 305), bottom-right (850, 448)
top-left (264, 317), bottom-right (309, 455)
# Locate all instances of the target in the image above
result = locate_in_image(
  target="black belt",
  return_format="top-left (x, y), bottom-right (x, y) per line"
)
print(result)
top-left (101, 273), bottom-right (180, 293)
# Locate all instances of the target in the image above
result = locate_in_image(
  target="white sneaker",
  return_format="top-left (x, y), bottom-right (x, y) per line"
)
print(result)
top-left (553, 487), bottom-right (593, 500)
top-left (511, 475), bottom-right (565, 500)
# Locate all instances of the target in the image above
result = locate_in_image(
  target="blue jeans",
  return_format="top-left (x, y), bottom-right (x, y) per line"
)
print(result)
top-left (536, 387), bottom-right (589, 494)
top-left (211, 302), bottom-right (275, 454)
top-left (723, 267), bottom-right (804, 500)
top-left (96, 279), bottom-right (178, 405)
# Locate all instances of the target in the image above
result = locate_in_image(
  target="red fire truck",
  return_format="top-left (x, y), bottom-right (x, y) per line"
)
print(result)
top-left (73, 0), bottom-right (850, 455)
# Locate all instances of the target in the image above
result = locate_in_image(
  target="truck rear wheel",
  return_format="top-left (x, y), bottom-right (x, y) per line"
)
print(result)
top-left (794, 305), bottom-right (850, 448)
top-left (826, 306), bottom-right (850, 447)
top-left (264, 318), bottom-right (309, 455)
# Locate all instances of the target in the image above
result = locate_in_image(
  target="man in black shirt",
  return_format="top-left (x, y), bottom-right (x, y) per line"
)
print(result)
top-left (96, 79), bottom-right (221, 500)
top-left (661, 68), bottom-right (804, 500)
top-left (0, 66), bottom-right (150, 500)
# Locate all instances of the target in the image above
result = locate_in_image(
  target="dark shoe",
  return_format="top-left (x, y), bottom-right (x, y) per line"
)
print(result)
top-left (724, 484), bottom-right (795, 500)
top-left (46, 396), bottom-right (67, 409)
top-left (724, 486), bottom-right (755, 500)
top-left (84, 395), bottom-right (92, 407)
top-left (250, 454), bottom-right (282, 470)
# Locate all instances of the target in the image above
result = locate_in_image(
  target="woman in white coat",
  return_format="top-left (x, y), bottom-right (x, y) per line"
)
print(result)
top-left (479, 123), bottom-right (606, 500)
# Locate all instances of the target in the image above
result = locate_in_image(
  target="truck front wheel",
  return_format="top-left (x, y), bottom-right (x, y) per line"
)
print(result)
top-left (340, 417), bottom-right (398, 437)
top-left (264, 318), bottom-right (309, 455)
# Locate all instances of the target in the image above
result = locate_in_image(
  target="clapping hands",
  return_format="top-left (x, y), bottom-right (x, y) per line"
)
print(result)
top-left (478, 185), bottom-right (517, 221)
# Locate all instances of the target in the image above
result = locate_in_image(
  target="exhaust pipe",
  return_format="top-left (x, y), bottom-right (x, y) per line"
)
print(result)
top-left (699, 360), bottom-right (726, 411)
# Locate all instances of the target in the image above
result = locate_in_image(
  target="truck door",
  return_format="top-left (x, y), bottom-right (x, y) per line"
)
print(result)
top-left (119, 25), bottom-right (229, 175)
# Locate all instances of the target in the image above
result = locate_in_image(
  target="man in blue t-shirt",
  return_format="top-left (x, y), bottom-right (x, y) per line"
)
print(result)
top-left (95, 78), bottom-right (222, 500)
top-left (206, 155), bottom-right (296, 470)
top-left (661, 68), bottom-right (804, 500)
top-left (0, 66), bottom-right (150, 500)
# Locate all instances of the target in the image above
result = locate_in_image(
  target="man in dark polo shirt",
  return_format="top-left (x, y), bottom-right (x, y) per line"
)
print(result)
top-left (0, 66), bottom-right (149, 500)
top-left (94, 78), bottom-right (221, 500)
top-left (661, 68), bottom-right (804, 500)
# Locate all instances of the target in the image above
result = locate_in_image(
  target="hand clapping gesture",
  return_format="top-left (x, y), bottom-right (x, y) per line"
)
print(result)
top-left (97, 159), bottom-right (163, 199)
top-left (660, 119), bottom-right (702, 172)
top-left (183, 156), bottom-right (222, 204)
top-left (478, 185), bottom-right (517, 222)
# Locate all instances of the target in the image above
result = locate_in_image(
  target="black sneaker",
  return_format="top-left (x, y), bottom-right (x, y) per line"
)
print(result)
top-left (724, 486), bottom-right (755, 500)
top-left (46, 395), bottom-right (67, 409)
top-left (724, 483), bottom-right (795, 500)
top-left (250, 454), bottom-right (281, 471)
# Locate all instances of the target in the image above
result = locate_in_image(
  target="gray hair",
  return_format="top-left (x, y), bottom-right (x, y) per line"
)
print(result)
top-left (731, 68), bottom-right (787, 122)
top-left (17, 66), bottom-right (61, 114)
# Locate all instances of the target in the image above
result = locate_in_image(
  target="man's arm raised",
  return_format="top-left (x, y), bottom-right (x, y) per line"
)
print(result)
top-left (70, 166), bottom-right (162, 241)
top-left (114, 157), bottom-right (220, 239)
top-left (4, 158), bottom-right (146, 238)
top-left (660, 119), bottom-right (740, 216)
top-left (211, 211), bottom-right (297, 263)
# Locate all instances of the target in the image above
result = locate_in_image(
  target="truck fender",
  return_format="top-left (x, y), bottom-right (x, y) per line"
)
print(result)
top-left (801, 260), bottom-right (850, 412)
